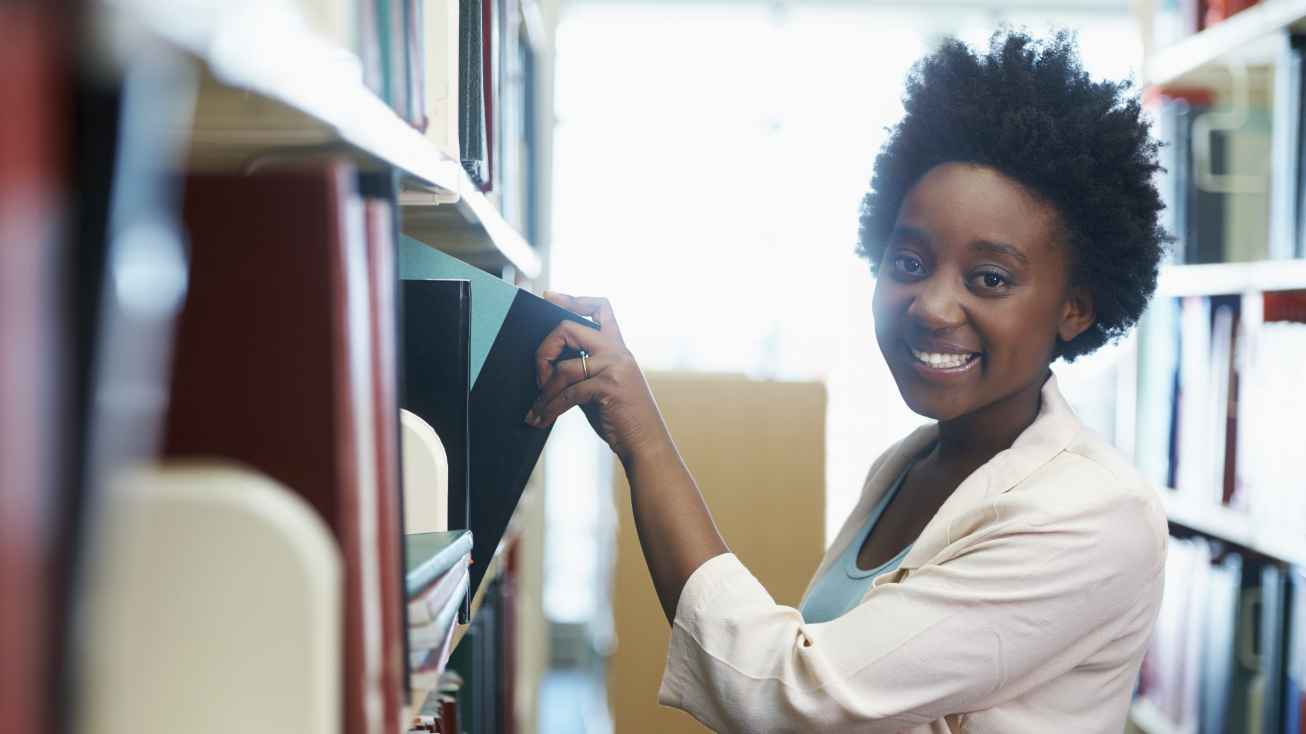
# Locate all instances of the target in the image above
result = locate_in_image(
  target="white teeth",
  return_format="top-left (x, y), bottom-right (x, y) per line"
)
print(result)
top-left (911, 349), bottom-right (977, 369)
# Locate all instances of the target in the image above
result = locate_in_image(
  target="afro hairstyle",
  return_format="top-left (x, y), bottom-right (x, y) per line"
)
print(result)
top-left (858, 29), bottom-right (1169, 361)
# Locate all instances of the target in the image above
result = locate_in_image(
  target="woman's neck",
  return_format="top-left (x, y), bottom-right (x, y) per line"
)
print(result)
top-left (929, 370), bottom-right (1049, 472)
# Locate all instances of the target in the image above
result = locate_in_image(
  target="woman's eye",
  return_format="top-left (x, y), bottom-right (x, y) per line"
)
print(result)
top-left (973, 271), bottom-right (1010, 290)
top-left (892, 255), bottom-right (924, 276)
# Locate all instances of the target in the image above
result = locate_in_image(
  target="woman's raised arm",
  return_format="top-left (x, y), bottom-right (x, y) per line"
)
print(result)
top-left (527, 292), bottom-right (728, 623)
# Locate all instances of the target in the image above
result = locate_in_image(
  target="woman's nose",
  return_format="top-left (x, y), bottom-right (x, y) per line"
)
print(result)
top-left (905, 275), bottom-right (966, 332)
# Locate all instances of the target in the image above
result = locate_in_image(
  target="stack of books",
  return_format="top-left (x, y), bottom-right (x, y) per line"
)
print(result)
top-left (406, 530), bottom-right (474, 691)
top-left (298, 0), bottom-right (536, 200)
top-left (410, 671), bottom-right (465, 733)
top-left (1138, 536), bottom-right (1304, 733)
top-left (1134, 289), bottom-right (1306, 537)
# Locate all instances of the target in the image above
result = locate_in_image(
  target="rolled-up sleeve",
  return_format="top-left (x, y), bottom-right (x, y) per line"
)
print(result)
top-left (657, 494), bottom-right (1164, 733)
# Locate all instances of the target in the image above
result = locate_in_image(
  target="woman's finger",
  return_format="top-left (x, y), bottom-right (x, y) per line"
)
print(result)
top-left (534, 319), bottom-right (611, 387)
top-left (527, 374), bottom-right (607, 428)
top-left (531, 352), bottom-right (614, 418)
top-left (544, 291), bottom-right (624, 341)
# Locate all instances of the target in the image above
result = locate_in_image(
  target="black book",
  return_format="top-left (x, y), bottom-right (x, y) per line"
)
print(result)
top-left (458, 0), bottom-right (487, 185)
top-left (399, 235), bottom-right (596, 600)
top-left (402, 279), bottom-right (472, 540)
top-left (401, 278), bottom-right (472, 623)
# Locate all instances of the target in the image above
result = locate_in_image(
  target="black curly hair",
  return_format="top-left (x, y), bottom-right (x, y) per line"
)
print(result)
top-left (858, 29), bottom-right (1169, 361)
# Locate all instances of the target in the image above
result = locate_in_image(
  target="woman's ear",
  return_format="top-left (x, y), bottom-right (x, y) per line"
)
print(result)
top-left (1058, 285), bottom-right (1095, 343)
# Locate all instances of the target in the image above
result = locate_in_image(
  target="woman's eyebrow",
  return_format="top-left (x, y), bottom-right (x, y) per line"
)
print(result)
top-left (971, 240), bottom-right (1029, 265)
top-left (888, 224), bottom-right (930, 244)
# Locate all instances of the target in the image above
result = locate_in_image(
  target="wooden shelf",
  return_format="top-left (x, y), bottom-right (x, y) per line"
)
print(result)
top-left (105, 0), bottom-right (542, 278)
top-left (1145, 0), bottom-right (1306, 87)
top-left (1156, 259), bottom-right (1306, 296)
top-left (1128, 698), bottom-right (1181, 734)
top-left (1161, 492), bottom-right (1306, 566)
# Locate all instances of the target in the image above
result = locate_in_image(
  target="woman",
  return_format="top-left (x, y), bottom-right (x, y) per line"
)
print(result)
top-left (527, 30), bottom-right (1168, 732)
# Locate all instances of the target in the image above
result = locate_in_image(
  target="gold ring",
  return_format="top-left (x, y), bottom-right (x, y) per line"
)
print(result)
top-left (580, 350), bottom-right (591, 379)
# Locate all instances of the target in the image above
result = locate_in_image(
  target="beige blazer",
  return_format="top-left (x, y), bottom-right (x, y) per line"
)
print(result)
top-left (658, 374), bottom-right (1167, 733)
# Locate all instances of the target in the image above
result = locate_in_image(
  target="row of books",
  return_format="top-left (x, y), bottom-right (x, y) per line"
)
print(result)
top-left (407, 531), bottom-right (474, 689)
top-left (299, 0), bottom-right (536, 208)
top-left (1138, 535), bottom-right (1305, 733)
top-left (1147, 87), bottom-right (1274, 265)
top-left (160, 164), bottom-right (450, 733)
top-left (154, 162), bottom-right (576, 730)
top-left (5, 0), bottom-right (554, 729)
top-left (1135, 290), bottom-right (1306, 539)
top-left (10, 149), bottom-right (566, 733)
top-left (1149, 32), bottom-right (1306, 264)
top-left (413, 548), bottom-right (520, 734)
top-left (1151, 0), bottom-right (1260, 50)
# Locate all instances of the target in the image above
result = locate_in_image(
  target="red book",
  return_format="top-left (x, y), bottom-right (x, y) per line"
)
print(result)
top-left (0, 8), bottom-right (66, 734)
top-left (168, 165), bottom-right (385, 734)
top-left (364, 198), bottom-right (406, 733)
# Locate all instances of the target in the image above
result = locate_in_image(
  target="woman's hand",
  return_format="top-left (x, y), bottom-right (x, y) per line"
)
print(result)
top-left (527, 292), bottom-right (671, 466)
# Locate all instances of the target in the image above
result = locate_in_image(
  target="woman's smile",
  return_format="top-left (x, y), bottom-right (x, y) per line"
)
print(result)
top-left (903, 339), bottom-right (982, 379)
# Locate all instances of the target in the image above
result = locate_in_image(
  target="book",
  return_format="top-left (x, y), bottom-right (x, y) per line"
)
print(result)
top-left (401, 408), bottom-right (450, 533)
top-left (422, 0), bottom-right (460, 158)
top-left (374, 0), bottom-right (407, 115)
top-left (406, 530), bottom-right (474, 597)
top-left (168, 165), bottom-right (386, 734)
top-left (1287, 570), bottom-right (1306, 734)
top-left (402, 279), bottom-right (470, 542)
top-left (458, 0), bottom-right (488, 184)
top-left (399, 235), bottom-right (598, 599)
top-left (1238, 291), bottom-right (1306, 541)
top-left (408, 556), bottom-right (469, 625)
top-left (481, 0), bottom-right (498, 192)
top-left (1174, 295), bottom-right (1213, 502)
top-left (84, 463), bottom-right (342, 734)
top-left (1196, 548), bottom-right (1238, 731)
top-left (357, 0), bottom-right (384, 95)
top-left (363, 197), bottom-right (405, 734)
top-left (1259, 564), bottom-right (1290, 734)
top-left (405, 0), bottom-right (426, 130)
top-left (410, 571), bottom-right (470, 651)
top-left (1134, 297), bottom-right (1181, 489)
top-left (0, 10), bottom-right (68, 733)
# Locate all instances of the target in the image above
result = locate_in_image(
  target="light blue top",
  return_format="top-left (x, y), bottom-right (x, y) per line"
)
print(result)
top-left (800, 463), bottom-right (914, 624)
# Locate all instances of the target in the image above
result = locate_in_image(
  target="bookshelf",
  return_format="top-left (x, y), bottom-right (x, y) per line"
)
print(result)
top-left (43, 1), bottom-right (561, 733)
top-left (1130, 4), bottom-right (1306, 733)
top-left (103, 0), bottom-right (543, 277)
top-left (1162, 492), bottom-right (1306, 567)
top-left (1157, 258), bottom-right (1306, 296)
top-left (1144, 0), bottom-right (1306, 87)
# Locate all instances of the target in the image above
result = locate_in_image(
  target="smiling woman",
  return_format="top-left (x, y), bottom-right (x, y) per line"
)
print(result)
top-left (874, 162), bottom-right (1096, 422)
top-left (531, 28), bottom-right (1169, 734)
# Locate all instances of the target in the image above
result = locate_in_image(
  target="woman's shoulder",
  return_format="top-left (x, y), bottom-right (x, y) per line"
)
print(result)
top-left (997, 427), bottom-right (1168, 568)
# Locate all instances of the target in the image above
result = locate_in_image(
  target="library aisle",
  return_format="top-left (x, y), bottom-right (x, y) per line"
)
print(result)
top-left (3, 1), bottom-right (1305, 733)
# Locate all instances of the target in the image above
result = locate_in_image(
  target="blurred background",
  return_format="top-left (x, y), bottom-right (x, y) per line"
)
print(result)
top-left (3, 0), bottom-right (1304, 733)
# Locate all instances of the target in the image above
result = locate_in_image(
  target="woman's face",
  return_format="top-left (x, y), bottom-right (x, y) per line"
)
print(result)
top-left (872, 162), bottom-right (1094, 422)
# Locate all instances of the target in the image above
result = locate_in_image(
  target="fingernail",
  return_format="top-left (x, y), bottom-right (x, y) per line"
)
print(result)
top-left (524, 410), bottom-right (538, 426)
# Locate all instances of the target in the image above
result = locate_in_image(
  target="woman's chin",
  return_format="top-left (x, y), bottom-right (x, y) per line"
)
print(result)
top-left (892, 380), bottom-right (973, 422)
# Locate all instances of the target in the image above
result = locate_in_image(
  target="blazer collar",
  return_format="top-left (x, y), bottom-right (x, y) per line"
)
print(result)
top-left (802, 372), bottom-right (1082, 602)
top-left (895, 372), bottom-right (1081, 570)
